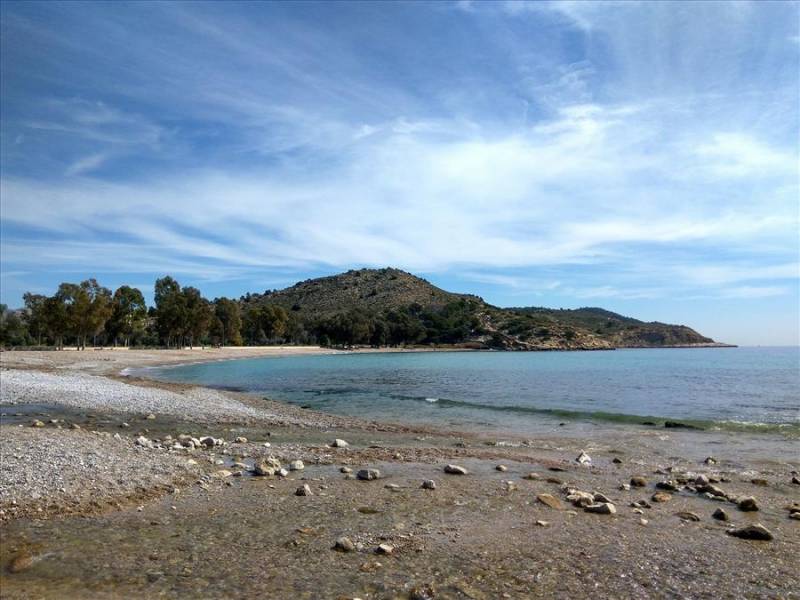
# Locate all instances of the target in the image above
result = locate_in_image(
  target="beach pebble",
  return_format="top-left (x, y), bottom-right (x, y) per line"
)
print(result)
top-left (253, 463), bottom-right (275, 477)
top-left (31, 420), bottom-right (45, 428)
top-left (295, 484), bottom-right (312, 496)
top-left (523, 473), bottom-right (540, 480)
top-left (375, 544), bottom-right (394, 555)
top-left (135, 436), bottom-right (152, 448)
top-left (536, 519), bottom-right (549, 527)
top-left (612, 457), bottom-right (623, 464)
top-left (656, 480), bottom-right (679, 491)
top-left (712, 508), bottom-right (729, 521)
top-left (630, 476), bottom-right (647, 487)
top-left (277, 468), bottom-right (289, 477)
top-left (651, 492), bottom-right (672, 503)
top-left (146, 413), bottom-right (156, 420)
top-left (421, 479), bottom-right (436, 490)
top-left (496, 464), bottom-right (507, 472)
top-left (536, 493), bottom-right (563, 510)
top-left (444, 464), bottom-right (468, 475)
top-left (704, 457), bottom-right (718, 465)
top-left (8, 553), bottom-right (35, 573)
top-left (695, 474), bottom-right (709, 486)
top-left (289, 460), bottom-right (305, 471)
top-left (726, 523), bottom-right (773, 541)
top-left (330, 439), bottom-right (349, 448)
top-left (234, 436), bottom-right (247, 444)
top-left (357, 469), bottom-right (381, 481)
top-left (567, 491), bottom-right (594, 507)
top-left (340, 466), bottom-right (353, 474)
top-left (791, 476), bottom-right (800, 485)
top-left (584, 502), bottom-right (616, 515)
top-left (593, 492), bottom-right (612, 503)
top-left (738, 497), bottom-right (759, 512)
top-left (750, 478), bottom-right (768, 487)
top-left (676, 511), bottom-right (701, 521)
top-left (334, 537), bottom-right (356, 552)
top-left (576, 451), bottom-right (591, 465)
top-left (265, 457), bottom-right (281, 470)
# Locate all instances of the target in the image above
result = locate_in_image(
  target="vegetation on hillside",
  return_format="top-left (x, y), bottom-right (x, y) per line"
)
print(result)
top-left (0, 268), bottom-right (718, 350)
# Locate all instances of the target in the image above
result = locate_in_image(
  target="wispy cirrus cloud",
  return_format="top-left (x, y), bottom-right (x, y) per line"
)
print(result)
top-left (0, 1), bottom-right (798, 344)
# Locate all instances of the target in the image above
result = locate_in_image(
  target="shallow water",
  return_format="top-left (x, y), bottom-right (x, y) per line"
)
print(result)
top-left (145, 347), bottom-right (800, 438)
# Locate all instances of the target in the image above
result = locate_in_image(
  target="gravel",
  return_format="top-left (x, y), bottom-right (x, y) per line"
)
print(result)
top-left (1, 369), bottom-right (272, 422)
top-left (0, 427), bottom-right (198, 519)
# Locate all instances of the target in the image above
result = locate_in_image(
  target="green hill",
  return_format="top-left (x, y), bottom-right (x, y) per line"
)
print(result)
top-left (242, 268), bottom-right (726, 350)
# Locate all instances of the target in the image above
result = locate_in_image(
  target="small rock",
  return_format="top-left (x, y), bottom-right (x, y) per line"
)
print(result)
top-left (704, 456), bottom-right (717, 465)
top-left (31, 420), bottom-right (45, 428)
top-left (213, 469), bottom-right (233, 478)
top-left (357, 469), bottom-right (381, 481)
top-left (295, 484), bottom-right (312, 496)
top-left (375, 544), bottom-right (394, 555)
top-left (496, 465), bottom-right (507, 472)
top-left (234, 436), bottom-right (247, 444)
top-left (712, 508), bottom-right (729, 521)
top-left (576, 451), bottom-right (591, 465)
top-left (789, 512), bottom-right (800, 520)
top-left (612, 457), bottom-right (623, 464)
top-left (277, 468), bottom-right (289, 477)
top-left (421, 479), bottom-right (436, 490)
top-left (523, 473), bottom-right (540, 480)
top-left (656, 480), bottom-right (678, 492)
top-left (619, 483), bottom-right (631, 491)
top-left (791, 476), bottom-right (800, 485)
top-left (444, 465), bottom-right (468, 475)
top-left (135, 436), bottom-right (152, 448)
top-left (340, 466), bottom-right (353, 474)
top-left (8, 553), bottom-right (34, 573)
top-left (593, 492), bottom-right (612, 504)
top-left (675, 511), bottom-right (701, 521)
top-left (726, 523), bottom-right (773, 541)
top-left (584, 502), bottom-right (616, 515)
top-left (69, 423), bottom-right (81, 430)
top-left (146, 413), bottom-right (156, 420)
top-left (630, 476), bottom-right (647, 487)
top-left (333, 537), bottom-right (355, 552)
top-left (566, 491), bottom-right (595, 507)
top-left (750, 478), bottom-right (768, 487)
top-left (536, 493), bottom-right (563, 510)
top-left (694, 474), bottom-right (709, 486)
top-left (330, 439), bottom-right (349, 448)
top-left (385, 483), bottom-right (400, 490)
top-left (651, 492), bottom-right (672, 503)
top-left (639, 518), bottom-right (649, 526)
top-left (253, 463), bottom-right (275, 477)
top-left (535, 520), bottom-right (549, 527)
top-left (738, 497), bottom-right (759, 512)
top-left (289, 460), bottom-right (304, 471)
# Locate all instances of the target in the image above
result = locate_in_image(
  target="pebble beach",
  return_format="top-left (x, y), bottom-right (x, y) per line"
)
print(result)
top-left (1, 349), bottom-right (798, 599)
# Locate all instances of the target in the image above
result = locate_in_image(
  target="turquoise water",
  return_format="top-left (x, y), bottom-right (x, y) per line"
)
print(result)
top-left (146, 347), bottom-right (800, 437)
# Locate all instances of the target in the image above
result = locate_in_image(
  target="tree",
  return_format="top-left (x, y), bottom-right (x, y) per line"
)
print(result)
top-left (108, 286), bottom-right (147, 347)
top-left (211, 298), bottom-right (242, 346)
top-left (42, 295), bottom-right (67, 349)
top-left (0, 305), bottom-right (29, 347)
top-left (22, 293), bottom-right (47, 346)
top-left (154, 276), bottom-right (185, 347)
top-left (57, 279), bottom-right (112, 349)
top-left (183, 287), bottom-right (212, 348)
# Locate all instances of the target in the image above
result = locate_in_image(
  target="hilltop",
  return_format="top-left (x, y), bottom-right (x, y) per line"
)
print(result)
top-left (243, 268), bottom-right (724, 350)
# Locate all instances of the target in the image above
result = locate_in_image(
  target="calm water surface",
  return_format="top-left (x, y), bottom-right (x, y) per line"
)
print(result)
top-left (146, 347), bottom-right (800, 437)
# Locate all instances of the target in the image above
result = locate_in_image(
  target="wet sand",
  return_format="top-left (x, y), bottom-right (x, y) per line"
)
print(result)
top-left (1, 349), bottom-right (798, 599)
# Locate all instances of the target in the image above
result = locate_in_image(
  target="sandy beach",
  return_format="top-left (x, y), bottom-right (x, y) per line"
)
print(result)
top-left (1, 349), bottom-right (798, 599)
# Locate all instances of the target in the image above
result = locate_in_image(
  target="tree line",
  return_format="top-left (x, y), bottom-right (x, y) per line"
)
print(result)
top-left (0, 277), bottom-right (487, 349)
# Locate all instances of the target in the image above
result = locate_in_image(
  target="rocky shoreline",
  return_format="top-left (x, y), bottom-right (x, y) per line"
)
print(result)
top-left (1, 349), bottom-right (798, 599)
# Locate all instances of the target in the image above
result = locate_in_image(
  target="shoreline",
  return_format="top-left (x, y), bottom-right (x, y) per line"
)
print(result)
top-left (1, 349), bottom-right (798, 598)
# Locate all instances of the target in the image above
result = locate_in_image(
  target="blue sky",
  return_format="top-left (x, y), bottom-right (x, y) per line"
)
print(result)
top-left (1, 1), bottom-right (798, 345)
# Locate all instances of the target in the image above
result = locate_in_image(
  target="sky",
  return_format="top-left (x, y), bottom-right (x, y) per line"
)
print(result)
top-left (1, 1), bottom-right (798, 346)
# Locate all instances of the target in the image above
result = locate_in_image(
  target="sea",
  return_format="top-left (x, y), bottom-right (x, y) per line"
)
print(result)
top-left (145, 347), bottom-right (800, 439)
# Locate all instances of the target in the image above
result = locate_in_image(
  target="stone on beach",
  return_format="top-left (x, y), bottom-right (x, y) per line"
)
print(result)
top-left (444, 465), bottom-right (468, 475)
top-left (536, 493), bottom-right (563, 510)
top-left (295, 484), bottom-right (312, 496)
top-left (289, 460), bottom-right (305, 471)
top-left (675, 511), bottom-right (701, 521)
top-left (651, 492), bottom-right (672, 503)
top-left (333, 537), bottom-right (355, 552)
top-left (630, 476), bottom-right (647, 487)
top-left (421, 479), bottom-right (436, 490)
top-left (726, 524), bottom-right (774, 541)
top-left (375, 544), bottom-right (394, 555)
top-left (253, 463), bottom-right (275, 476)
top-left (330, 439), bottom-right (349, 448)
top-left (584, 502), bottom-right (616, 515)
top-left (576, 451), bottom-right (591, 465)
top-left (712, 508), bottom-right (729, 521)
top-left (357, 469), bottom-right (381, 481)
top-left (738, 497), bottom-right (759, 511)
top-left (31, 420), bottom-right (45, 428)
top-left (495, 464), bottom-right (507, 472)
top-left (340, 466), bottom-right (353, 474)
